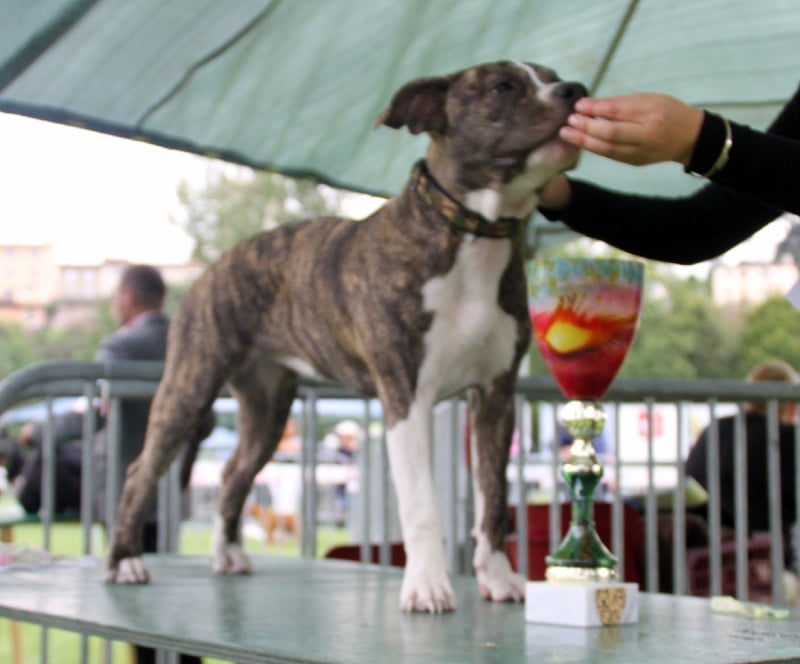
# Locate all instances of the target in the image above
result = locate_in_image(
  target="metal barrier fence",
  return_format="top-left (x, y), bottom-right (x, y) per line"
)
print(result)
top-left (1, 360), bottom-right (799, 609)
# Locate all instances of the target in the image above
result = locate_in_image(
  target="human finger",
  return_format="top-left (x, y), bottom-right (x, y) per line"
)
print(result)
top-left (559, 126), bottom-right (650, 165)
top-left (573, 95), bottom-right (640, 122)
top-left (566, 113), bottom-right (645, 146)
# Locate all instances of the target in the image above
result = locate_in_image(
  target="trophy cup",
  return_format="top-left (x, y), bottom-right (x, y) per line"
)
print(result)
top-left (525, 257), bottom-right (644, 627)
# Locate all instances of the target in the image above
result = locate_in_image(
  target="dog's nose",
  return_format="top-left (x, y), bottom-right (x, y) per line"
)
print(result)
top-left (553, 82), bottom-right (588, 108)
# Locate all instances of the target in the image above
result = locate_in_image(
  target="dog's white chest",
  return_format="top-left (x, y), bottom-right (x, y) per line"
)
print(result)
top-left (419, 239), bottom-right (517, 397)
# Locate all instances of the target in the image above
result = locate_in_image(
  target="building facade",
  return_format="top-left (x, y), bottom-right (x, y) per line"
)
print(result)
top-left (0, 243), bottom-right (203, 330)
top-left (0, 243), bottom-right (58, 329)
top-left (710, 257), bottom-right (799, 307)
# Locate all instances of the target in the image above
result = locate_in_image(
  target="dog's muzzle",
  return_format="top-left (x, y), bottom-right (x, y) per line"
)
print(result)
top-left (553, 82), bottom-right (588, 108)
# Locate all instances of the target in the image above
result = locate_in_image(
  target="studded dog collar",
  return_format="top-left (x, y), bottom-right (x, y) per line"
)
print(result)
top-left (409, 160), bottom-right (525, 239)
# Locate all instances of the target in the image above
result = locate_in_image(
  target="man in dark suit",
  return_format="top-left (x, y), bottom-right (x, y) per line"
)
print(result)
top-left (11, 266), bottom-right (176, 521)
top-left (94, 264), bottom-right (172, 549)
top-left (95, 264), bottom-right (206, 664)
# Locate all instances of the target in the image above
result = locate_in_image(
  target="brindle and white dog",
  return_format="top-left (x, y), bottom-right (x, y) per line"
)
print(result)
top-left (105, 60), bottom-right (586, 613)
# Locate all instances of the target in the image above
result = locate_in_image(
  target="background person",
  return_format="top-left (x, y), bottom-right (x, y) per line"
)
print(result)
top-left (8, 403), bottom-right (88, 515)
top-left (685, 360), bottom-right (798, 570)
top-left (322, 420), bottom-right (363, 518)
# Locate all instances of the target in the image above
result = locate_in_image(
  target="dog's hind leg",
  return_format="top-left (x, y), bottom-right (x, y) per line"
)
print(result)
top-left (106, 380), bottom-right (220, 583)
top-left (468, 380), bottom-right (526, 602)
top-left (212, 358), bottom-right (298, 575)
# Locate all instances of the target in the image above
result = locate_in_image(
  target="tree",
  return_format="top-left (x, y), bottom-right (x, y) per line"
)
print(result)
top-left (0, 301), bottom-right (115, 380)
top-left (174, 168), bottom-right (342, 265)
top-left (620, 272), bottom-right (737, 379)
top-left (0, 324), bottom-right (40, 378)
top-left (736, 296), bottom-right (800, 376)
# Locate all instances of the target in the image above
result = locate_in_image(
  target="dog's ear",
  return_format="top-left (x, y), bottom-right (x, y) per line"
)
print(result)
top-left (375, 76), bottom-right (450, 135)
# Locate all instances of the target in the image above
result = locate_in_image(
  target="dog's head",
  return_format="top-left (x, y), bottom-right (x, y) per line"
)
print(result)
top-left (376, 61), bottom-right (587, 218)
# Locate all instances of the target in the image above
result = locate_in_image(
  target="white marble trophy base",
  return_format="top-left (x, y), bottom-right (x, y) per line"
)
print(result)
top-left (525, 581), bottom-right (639, 627)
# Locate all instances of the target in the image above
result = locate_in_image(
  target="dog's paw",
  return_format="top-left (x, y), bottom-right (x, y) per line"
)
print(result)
top-left (475, 551), bottom-right (525, 602)
top-left (105, 556), bottom-right (151, 584)
top-left (212, 542), bottom-right (253, 575)
top-left (400, 561), bottom-right (457, 613)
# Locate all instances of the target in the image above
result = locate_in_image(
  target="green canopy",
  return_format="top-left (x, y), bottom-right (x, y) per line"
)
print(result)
top-left (1, 0), bottom-right (798, 244)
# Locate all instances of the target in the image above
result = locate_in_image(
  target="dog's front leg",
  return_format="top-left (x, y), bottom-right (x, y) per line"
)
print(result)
top-left (468, 384), bottom-right (526, 602)
top-left (385, 400), bottom-right (456, 613)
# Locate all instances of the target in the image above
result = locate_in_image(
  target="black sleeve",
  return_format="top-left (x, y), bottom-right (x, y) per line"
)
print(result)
top-left (541, 83), bottom-right (800, 264)
top-left (684, 432), bottom-right (708, 488)
top-left (709, 83), bottom-right (800, 214)
top-left (543, 178), bottom-right (780, 264)
top-left (17, 453), bottom-right (43, 514)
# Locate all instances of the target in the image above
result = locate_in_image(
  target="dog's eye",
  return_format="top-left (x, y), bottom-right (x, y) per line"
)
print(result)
top-left (490, 81), bottom-right (514, 94)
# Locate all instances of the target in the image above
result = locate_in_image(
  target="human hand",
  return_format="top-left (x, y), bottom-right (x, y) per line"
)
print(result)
top-left (559, 93), bottom-right (704, 167)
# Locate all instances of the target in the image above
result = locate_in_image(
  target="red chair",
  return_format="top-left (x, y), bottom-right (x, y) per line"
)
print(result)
top-left (505, 502), bottom-right (646, 584)
top-left (685, 532), bottom-right (773, 601)
top-left (324, 542), bottom-right (407, 567)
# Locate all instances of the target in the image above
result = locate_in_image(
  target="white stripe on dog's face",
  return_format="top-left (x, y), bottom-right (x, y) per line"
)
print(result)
top-left (513, 61), bottom-right (559, 101)
top-left (514, 61), bottom-right (546, 86)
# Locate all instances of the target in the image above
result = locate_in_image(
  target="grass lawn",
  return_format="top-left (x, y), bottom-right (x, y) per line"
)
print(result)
top-left (1, 518), bottom-right (349, 663)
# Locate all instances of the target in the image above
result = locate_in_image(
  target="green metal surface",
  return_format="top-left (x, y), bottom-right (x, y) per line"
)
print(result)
top-left (1, 555), bottom-right (799, 663)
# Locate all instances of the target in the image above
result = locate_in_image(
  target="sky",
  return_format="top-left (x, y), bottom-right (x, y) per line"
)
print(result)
top-left (0, 112), bottom-right (213, 265)
top-left (0, 111), bottom-right (791, 270)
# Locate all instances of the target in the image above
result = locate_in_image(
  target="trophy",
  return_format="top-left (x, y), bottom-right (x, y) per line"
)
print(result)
top-left (525, 257), bottom-right (644, 627)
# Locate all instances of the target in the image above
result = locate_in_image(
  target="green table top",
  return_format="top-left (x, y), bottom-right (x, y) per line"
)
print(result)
top-left (0, 554), bottom-right (799, 663)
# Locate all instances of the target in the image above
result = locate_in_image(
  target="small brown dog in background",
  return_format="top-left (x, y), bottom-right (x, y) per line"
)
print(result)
top-left (246, 502), bottom-right (299, 545)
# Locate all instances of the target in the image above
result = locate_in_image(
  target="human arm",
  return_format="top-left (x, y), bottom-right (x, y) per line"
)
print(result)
top-left (539, 84), bottom-right (800, 263)
top-left (540, 177), bottom-right (781, 264)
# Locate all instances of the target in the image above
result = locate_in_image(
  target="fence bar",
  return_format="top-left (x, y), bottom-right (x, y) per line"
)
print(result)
top-left (548, 402), bottom-right (561, 554)
top-left (642, 398), bottom-right (658, 592)
top-left (359, 399), bottom-right (372, 563)
top-left (611, 402), bottom-right (625, 580)
top-left (300, 390), bottom-right (319, 558)
top-left (673, 401), bottom-right (687, 595)
top-left (446, 398), bottom-right (461, 574)
top-left (40, 397), bottom-right (55, 551)
top-left (514, 395), bottom-right (528, 580)
top-left (733, 404), bottom-right (749, 600)
top-left (766, 399), bottom-right (785, 603)
top-left (378, 417), bottom-right (391, 566)
top-left (80, 382), bottom-right (97, 555)
top-left (706, 399), bottom-right (723, 597)
top-left (103, 391), bottom-right (122, 536)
